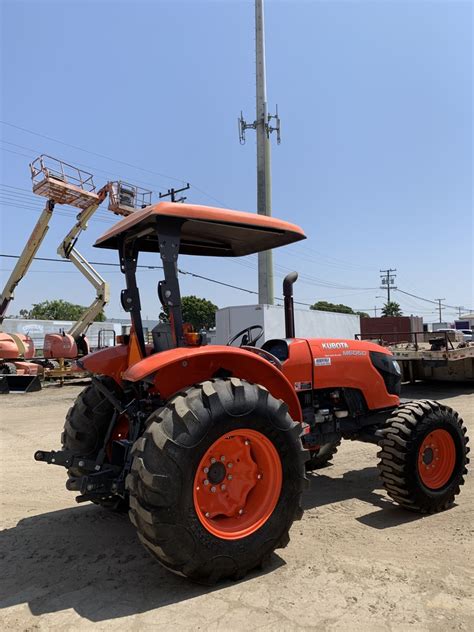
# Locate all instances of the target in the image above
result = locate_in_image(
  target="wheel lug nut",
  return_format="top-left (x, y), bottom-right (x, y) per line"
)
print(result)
top-left (203, 467), bottom-right (209, 473)
top-left (228, 474), bottom-right (233, 480)
top-left (211, 458), bottom-right (216, 464)
top-left (205, 512), bottom-right (210, 517)
top-left (221, 484), bottom-right (226, 491)
top-left (220, 455), bottom-right (226, 461)
top-left (211, 486), bottom-right (216, 493)
top-left (245, 440), bottom-right (250, 445)
top-left (257, 474), bottom-right (262, 479)
top-left (238, 509), bottom-right (244, 514)
top-left (228, 462), bottom-right (233, 468)
top-left (204, 479), bottom-right (209, 485)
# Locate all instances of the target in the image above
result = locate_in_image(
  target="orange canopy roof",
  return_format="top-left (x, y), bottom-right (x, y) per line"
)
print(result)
top-left (94, 202), bottom-right (306, 257)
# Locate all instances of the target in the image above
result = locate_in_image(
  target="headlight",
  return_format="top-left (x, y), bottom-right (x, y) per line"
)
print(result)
top-left (392, 360), bottom-right (401, 375)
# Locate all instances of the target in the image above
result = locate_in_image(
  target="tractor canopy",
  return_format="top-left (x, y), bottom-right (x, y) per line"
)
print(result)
top-left (93, 202), bottom-right (306, 256)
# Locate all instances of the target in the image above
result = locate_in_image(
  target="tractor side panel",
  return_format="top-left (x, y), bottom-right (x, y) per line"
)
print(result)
top-left (123, 346), bottom-right (303, 422)
top-left (279, 339), bottom-right (314, 391)
top-left (309, 339), bottom-right (400, 410)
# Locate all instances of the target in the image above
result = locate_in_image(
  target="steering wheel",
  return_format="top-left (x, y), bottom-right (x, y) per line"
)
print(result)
top-left (227, 325), bottom-right (264, 348)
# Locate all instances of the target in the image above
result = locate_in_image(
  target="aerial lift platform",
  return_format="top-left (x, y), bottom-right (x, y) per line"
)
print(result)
top-left (0, 155), bottom-right (152, 391)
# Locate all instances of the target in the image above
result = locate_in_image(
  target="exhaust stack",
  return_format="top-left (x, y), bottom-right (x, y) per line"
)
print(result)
top-left (283, 272), bottom-right (298, 338)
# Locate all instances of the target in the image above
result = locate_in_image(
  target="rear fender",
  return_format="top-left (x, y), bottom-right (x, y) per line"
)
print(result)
top-left (123, 345), bottom-right (303, 422)
top-left (80, 345), bottom-right (129, 384)
top-left (79, 341), bottom-right (159, 384)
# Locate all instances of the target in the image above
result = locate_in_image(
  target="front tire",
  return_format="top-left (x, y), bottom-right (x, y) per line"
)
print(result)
top-left (127, 378), bottom-right (308, 583)
top-left (378, 400), bottom-right (469, 513)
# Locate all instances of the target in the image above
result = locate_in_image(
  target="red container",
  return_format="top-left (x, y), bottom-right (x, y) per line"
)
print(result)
top-left (360, 316), bottom-right (423, 344)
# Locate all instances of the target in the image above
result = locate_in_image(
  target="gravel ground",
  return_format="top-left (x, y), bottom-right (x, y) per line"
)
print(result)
top-left (0, 380), bottom-right (473, 631)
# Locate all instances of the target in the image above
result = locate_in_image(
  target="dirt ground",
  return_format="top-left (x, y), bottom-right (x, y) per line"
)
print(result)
top-left (0, 381), bottom-right (473, 631)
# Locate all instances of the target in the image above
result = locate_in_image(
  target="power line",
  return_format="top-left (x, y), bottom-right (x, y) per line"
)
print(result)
top-left (0, 140), bottom-right (168, 193)
top-left (395, 288), bottom-right (472, 312)
top-left (3, 254), bottom-right (469, 317)
top-left (0, 253), bottom-right (322, 307)
top-left (0, 182), bottom-right (380, 293)
top-left (0, 121), bottom-right (228, 207)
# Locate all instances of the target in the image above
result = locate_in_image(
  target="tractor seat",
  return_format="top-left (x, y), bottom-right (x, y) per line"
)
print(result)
top-left (261, 339), bottom-right (290, 362)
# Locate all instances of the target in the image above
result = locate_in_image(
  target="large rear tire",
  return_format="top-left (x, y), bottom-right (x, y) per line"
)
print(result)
top-left (62, 376), bottom-right (126, 511)
top-left (127, 378), bottom-right (308, 583)
top-left (378, 400), bottom-right (469, 513)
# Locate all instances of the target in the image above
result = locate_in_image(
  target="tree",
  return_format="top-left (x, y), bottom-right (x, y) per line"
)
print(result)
top-left (381, 301), bottom-right (403, 317)
top-left (159, 295), bottom-right (218, 330)
top-left (310, 301), bottom-right (368, 318)
top-left (28, 299), bottom-right (106, 321)
top-left (310, 301), bottom-right (355, 314)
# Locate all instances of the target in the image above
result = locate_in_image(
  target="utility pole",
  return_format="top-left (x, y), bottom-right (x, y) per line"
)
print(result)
top-left (435, 298), bottom-right (446, 324)
top-left (374, 305), bottom-right (378, 317)
top-left (456, 306), bottom-right (464, 319)
top-left (380, 269), bottom-right (397, 303)
top-left (159, 183), bottom-right (190, 203)
top-left (238, 0), bottom-right (281, 305)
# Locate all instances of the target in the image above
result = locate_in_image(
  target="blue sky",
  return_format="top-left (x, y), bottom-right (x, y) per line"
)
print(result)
top-left (1, 0), bottom-right (472, 323)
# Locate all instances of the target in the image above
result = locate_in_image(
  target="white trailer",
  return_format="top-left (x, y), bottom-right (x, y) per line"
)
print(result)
top-left (215, 304), bottom-right (360, 345)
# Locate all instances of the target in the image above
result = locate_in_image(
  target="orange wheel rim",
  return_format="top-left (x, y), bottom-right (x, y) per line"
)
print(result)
top-left (418, 428), bottom-right (456, 489)
top-left (193, 428), bottom-right (282, 540)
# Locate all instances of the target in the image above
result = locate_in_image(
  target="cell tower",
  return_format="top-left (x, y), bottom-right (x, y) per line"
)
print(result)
top-left (238, 0), bottom-right (281, 305)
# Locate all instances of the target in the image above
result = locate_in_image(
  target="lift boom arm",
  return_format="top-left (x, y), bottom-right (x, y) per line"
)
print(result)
top-left (56, 186), bottom-right (110, 338)
top-left (2, 154), bottom-right (148, 341)
top-left (65, 249), bottom-right (110, 338)
top-left (0, 199), bottom-right (55, 324)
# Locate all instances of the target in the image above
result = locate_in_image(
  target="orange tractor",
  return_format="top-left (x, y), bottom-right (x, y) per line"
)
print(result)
top-left (35, 203), bottom-right (470, 583)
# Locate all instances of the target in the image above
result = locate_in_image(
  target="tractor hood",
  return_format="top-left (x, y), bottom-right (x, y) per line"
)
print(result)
top-left (94, 202), bottom-right (306, 256)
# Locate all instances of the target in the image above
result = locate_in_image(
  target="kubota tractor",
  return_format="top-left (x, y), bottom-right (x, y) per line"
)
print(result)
top-left (35, 203), bottom-right (469, 583)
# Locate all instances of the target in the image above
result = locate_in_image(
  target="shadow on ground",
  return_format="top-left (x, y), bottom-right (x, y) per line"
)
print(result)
top-left (0, 504), bottom-right (283, 622)
top-left (401, 381), bottom-right (474, 401)
top-left (305, 465), bottom-right (435, 530)
top-left (1, 467), bottom-right (443, 621)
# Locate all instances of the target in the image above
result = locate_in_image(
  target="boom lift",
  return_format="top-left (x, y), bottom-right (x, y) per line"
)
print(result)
top-left (0, 155), bottom-right (152, 389)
